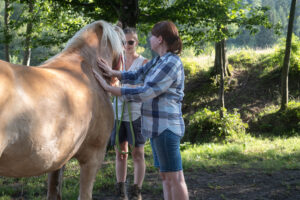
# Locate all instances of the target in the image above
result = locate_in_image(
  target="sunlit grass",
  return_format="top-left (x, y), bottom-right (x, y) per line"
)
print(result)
top-left (181, 135), bottom-right (300, 171)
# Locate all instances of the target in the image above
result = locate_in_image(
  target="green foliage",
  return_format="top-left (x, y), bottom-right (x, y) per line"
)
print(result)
top-left (173, 0), bottom-right (276, 54)
top-left (0, 0), bottom-right (92, 65)
top-left (184, 108), bottom-right (248, 144)
top-left (251, 101), bottom-right (300, 136)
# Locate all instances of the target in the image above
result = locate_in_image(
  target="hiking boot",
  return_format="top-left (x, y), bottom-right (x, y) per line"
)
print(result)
top-left (115, 182), bottom-right (128, 200)
top-left (129, 184), bottom-right (142, 200)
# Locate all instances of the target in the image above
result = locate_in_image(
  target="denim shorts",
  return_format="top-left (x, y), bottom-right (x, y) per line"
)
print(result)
top-left (110, 117), bottom-right (146, 147)
top-left (150, 129), bottom-right (183, 172)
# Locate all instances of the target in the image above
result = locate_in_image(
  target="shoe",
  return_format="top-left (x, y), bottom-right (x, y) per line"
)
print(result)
top-left (129, 184), bottom-right (142, 200)
top-left (115, 182), bottom-right (128, 200)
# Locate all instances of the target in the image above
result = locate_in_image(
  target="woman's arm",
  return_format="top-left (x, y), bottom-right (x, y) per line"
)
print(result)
top-left (122, 56), bottom-right (181, 102)
top-left (121, 57), bottom-right (157, 85)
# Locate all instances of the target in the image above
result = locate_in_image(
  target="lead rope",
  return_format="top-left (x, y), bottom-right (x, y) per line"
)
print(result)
top-left (115, 97), bottom-right (135, 154)
top-left (114, 54), bottom-right (135, 154)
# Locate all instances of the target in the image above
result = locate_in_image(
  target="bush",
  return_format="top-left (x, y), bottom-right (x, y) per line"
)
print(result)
top-left (184, 108), bottom-right (248, 144)
top-left (251, 101), bottom-right (300, 136)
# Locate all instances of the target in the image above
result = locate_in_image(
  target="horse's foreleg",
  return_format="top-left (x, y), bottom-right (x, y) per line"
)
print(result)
top-left (78, 149), bottom-right (106, 200)
top-left (47, 165), bottom-right (65, 200)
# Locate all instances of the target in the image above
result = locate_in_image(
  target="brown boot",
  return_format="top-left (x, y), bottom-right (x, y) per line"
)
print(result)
top-left (129, 184), bottom-right (142, 200)
top-left (115, 182), bottom-right (128, 200)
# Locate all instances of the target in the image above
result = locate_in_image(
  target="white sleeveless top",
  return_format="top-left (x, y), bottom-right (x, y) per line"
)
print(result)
top-left (114, 55), bottom-right (147, 121)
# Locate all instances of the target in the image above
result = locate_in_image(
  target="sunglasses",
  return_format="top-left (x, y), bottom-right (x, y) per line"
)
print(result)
top-left (126, 40), bottom-right (135, 45)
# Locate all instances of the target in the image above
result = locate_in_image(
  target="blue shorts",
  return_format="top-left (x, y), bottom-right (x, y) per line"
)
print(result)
top-left (150, 129), bottom-right (183, 172)
top-left (110, 117), bottom-right (146, 147)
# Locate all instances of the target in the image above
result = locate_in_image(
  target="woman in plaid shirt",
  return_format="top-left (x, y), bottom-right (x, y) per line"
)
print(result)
top-left (94, 21), bottom-right (189, 200)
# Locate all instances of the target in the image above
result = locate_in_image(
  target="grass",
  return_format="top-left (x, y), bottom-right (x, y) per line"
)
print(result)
top-left (181, 135), bottom-right (300, 171)
top-left (1, 136), bottom-right (300, 199)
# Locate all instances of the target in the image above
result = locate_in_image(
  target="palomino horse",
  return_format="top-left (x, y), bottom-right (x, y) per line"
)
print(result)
top-left (0, 20), bottom-right (124, 199)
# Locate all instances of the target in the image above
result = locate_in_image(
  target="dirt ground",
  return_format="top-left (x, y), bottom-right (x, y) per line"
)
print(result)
top-left (94, 167), bottom-right (300, 200)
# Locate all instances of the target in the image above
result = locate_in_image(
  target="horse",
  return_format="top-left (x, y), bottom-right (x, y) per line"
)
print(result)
top-left (0, 20), bottom-right (124, 200)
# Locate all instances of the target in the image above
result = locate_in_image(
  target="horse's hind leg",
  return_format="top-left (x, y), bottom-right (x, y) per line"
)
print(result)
top-left (78, 150), bottom-right (105, 200)
top-left (47, 165), bottom-right (65, 200)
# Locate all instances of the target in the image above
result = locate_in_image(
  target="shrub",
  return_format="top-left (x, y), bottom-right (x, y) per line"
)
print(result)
top-left (184, 108), bottom-right (248, 144)
top-left (250, 101), bottom-right (300, 136)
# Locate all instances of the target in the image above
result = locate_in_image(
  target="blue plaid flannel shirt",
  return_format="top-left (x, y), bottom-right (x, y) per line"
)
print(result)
top-left (120, 52), bottom-right (185, 138)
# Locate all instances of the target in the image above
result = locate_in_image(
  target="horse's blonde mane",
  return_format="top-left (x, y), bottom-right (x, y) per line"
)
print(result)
top-left (42, 20), bottom-right (124, 66)
top-left (64, 20), bottom-right (124, 55)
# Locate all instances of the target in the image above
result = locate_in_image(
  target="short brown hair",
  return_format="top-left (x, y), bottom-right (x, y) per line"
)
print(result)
top-left (151, 21), bottom-right (182, 55)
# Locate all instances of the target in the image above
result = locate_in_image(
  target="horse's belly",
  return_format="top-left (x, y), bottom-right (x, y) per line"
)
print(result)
top-left (0, 95), bottom-right (92, 177)
top-left (0, 116), bottom-right (89, 177)
top-left (0, 136), bottom-right (73, 177)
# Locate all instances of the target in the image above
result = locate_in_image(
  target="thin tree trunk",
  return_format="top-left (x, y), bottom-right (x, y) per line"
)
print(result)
top-left (222, 40), bottom-right (231, 76)
top-left (219, 40), bottom-right (225, 118)
top-left (214, 40), bottom-right (227, 117)
top-left (280, 0), bottom-right (297, 111)
top-left (4, 0), bottom-right (11, 62)
top-left (23, 0), bottom-right (34, 66)
top-left (120, 0), bottom-right (139, 28)
top-left (214, 42), bottom-right (221, 75)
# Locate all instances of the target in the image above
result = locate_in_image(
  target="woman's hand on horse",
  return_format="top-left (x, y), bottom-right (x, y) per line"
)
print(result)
top-left (92, 68), bottom-right (109, 91)
top-left (92, 68), bottom-right (122, 96)
top-left (97, 58), bottom-right (113, 77)
top-left (97, 58), bottom-right (122, 80)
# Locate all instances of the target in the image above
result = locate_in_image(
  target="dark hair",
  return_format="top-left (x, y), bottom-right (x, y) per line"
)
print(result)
top-left (151, 21), bottom-right (182, 55)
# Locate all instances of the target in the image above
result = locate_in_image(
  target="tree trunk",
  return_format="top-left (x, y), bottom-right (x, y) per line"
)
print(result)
top-left (214, 40), bottom-right (228, 117)
top-left (4, 0), bottom-right (11, 62)
top-left (23, 0), bottom-right (34, 66)
top-left (219, 42), bottom-right (225, 118)
top-left (120, 0), bottom-right (139, 28)
top-left (214, 42), bottom-right (222, 75)
top-left (214, 40), bottom-right (230, 76)
top-left (280, 0), bottom-right (297, 111)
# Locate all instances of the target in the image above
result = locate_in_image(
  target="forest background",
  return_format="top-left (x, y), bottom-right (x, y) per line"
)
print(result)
top-left (0, 0), bottom-right (300, 65)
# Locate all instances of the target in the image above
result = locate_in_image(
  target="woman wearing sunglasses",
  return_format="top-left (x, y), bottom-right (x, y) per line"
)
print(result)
top-left (110, 27), bottom-right (148, 200)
